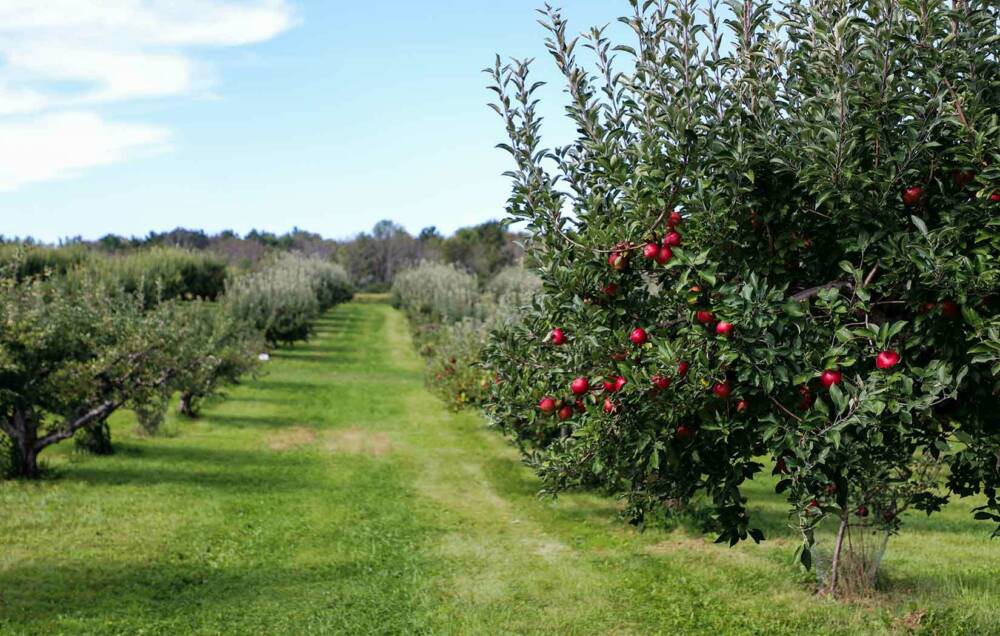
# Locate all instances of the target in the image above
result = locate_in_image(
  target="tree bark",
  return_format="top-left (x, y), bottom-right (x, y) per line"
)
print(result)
top-left (827, 508), bottom-right (850, 596)
top-left (178, 392), bottom-right (199, 418)
top-left (6, 409), bottom-right (40, 479)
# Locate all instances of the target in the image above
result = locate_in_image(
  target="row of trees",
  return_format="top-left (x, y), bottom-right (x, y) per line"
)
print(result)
top-left (5, 220), bottom-right (527, 290)
top-left (482, 0), bottom-right (1000, 595)
top-left (392, 261), bottom-right (540, 409)
top-left (0, 248), bottom-right (352, 478)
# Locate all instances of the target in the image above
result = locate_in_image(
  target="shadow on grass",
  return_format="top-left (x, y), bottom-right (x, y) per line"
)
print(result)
top-left (0, 558), bottom-right (429, 633)
top-left (58, 443), bottom-right (312, 492)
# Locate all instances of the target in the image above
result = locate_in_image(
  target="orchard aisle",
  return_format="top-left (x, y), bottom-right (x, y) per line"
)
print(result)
top-left (2, 300), bottom-right (997, 635)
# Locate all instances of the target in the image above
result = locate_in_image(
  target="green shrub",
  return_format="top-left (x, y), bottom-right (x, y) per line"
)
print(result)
top-left (391, 261), bottom-right (480, 323)
top-left (485, 266), bottom-right (541, 306)
top-left (394, 263), bottom-right (539, 410)
top-left (226, 254), bottom-right (351, 346)
top-left (73, 247), bottom-right (228, 307)
top-left (0, 244), bottom-right (93, 281)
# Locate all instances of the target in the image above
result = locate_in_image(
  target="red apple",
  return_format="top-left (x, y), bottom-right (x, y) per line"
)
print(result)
top-left (676, 424), bottom-right (695, 441)
top-left (575, 399), bottom-right (587, 413)
top-left (630, 327), bottom-right (648, 346)
top-left (571, 377), bottom-right (590, 395)
top-left (940, 300), bottom-right (960, 318)
top-left (991, 192), bottom-right (1000, 203)
top-left (712, 381), bottom-right (733, 399)
top-left (557, 406), bottom-right (573, 421)
top-left (602, 379), bottom-right (616, 392)
top-left (610, 352), bottom-right (628, 362)
top-left (603, 283), bottom-right (619, 296)
top-left (902, 186), bottom-right (923, 206)
top-left (539, 397), bottom-right (557, 414)
top-left (608, 250), bottom-right (628, 271)
top-left (856, 505), bottom-right (869, 517)
top-left (603, 398), bottom-right (616, 414)
top-left (695, 310), bottom-right (715, 325)
top-left (614, 375), bottom-right (628, 391)
top-left (550, 328), bottom-right (567, 345)
top-left (663, 231), bottom-right (683, 247)
top-left (882, 510), bottom-right (895, 522)
top-left (677, 361), bottom-right (690, 377)
top-left (819, 369), bottom-right (843, 389)
top-left (655, 245), bottom-right (673, 264)
top-left (651, 375), bottom-right (671, 390)
top-left (808, 499), bottom-right (820, 510)
top-left (643, 242), bottom-right (660, 260)
top-left (667, 210), bottom-right (683, 227)
top-left (715, 321), bottom-right (734, 337)
top-left (876, 350), bottom-right (901, 370)
top-left (736, 399), bottom-right (748, 413)
top-left (825, 483), bottom-right (838, 495)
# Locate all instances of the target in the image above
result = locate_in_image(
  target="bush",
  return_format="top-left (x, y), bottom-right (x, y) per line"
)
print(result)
top-left (485, 266), bottom-right (542, 306)
top-left (226, 254), bottom-right (352, 346)
top-left (394, 263), bottom-right (539, 409)
top-left (0, 244), bottom-right (93, 281)
top-left (72, 247), bottom-right (228, 307)
top-left (391, 261), bottom-right (480, 323)
top-left (483, 0), bottom-right (1000, 596)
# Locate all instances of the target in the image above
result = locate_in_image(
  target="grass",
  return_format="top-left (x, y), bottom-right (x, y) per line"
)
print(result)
top-left (1, 300), bottom-right (998, 635)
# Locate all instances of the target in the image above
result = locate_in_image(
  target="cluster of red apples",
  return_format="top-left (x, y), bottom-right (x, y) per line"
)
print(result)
top-left (536, 209), bottom-right (912, 437)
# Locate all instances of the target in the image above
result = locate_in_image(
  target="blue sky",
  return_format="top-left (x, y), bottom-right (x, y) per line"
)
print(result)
top-left (0, 1), bottom-right (630, 243)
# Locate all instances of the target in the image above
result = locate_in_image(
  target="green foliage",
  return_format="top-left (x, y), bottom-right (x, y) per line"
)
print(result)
top-left (0, 275), bottom-right (193, 477)
top-left (484, 0), bottom-right (1000, 594)
top-left (171, 301), bottom-right (265, 418)
top-left (441, 220), bottom-right (523, 281)
top-left (391, 261), bottom-right (481, 322)
top-left (394, 262), bottom-right (540, 409)
top-left (226, 254), bottom-right (352, 346)
top-left (71, 247), bottom-right (228, 307)
top-left (2, 303), bottom-right (998, 633)
top-left (0, 244), bottom-right (93, 281)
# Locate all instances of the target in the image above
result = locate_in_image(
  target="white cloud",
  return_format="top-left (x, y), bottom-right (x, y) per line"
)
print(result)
top-left (0, 1), bottom-right (296, 191)
top-left (0, 112), bottom-right (169, 191)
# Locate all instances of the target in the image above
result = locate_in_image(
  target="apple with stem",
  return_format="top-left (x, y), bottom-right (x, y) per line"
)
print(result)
top-left (712, 380), bottom-right (733, 399)
top-left (902, 186), bottom-right (923, 206)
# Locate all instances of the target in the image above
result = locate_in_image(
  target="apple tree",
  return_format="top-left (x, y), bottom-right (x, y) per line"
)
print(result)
top-left (483, 0), bottom-right (1000, 594)
top-left (0, 274), bottom-right (192, 477)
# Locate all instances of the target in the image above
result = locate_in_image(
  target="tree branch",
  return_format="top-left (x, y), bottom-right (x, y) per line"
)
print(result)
top-left (791, 281), bottom-right (854, 303)
top-left (35, 400), bottom-right (121, 450)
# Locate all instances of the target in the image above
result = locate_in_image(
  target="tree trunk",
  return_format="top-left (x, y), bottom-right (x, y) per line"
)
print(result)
top-left (6, 410), bottom-right (40, 479)
top-left (178, 392), bottom-right (199, 418)
top-left (826, 508), bottom-right (850, 596)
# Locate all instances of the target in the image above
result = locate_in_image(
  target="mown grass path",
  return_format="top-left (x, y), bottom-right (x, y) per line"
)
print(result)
top-left (1, 301), bottom-right (998, 635)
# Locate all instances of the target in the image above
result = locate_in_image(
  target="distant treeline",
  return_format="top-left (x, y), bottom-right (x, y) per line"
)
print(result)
top-left (1, 219), bottom-right (527, 291)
